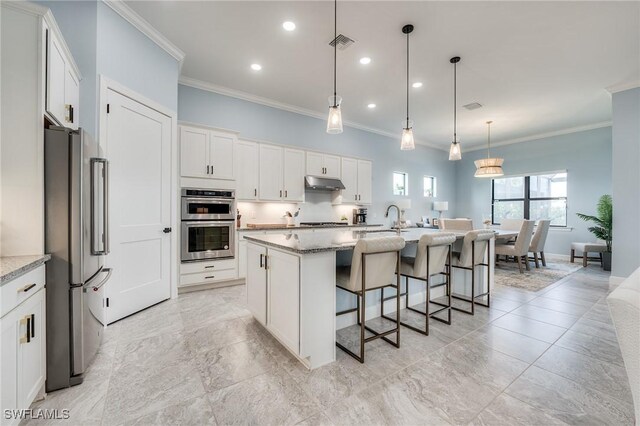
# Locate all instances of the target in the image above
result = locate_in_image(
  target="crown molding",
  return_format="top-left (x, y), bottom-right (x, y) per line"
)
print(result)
top-left (102, 0), bottom-right (185, 69)
top-left (463, 121), bottom-right (612, 152)
top-left (178, 76), bottom-right (447, 152)
top-left (1, 1), bottom-right (49, 16)
top-left (606, 80), bottom-right (640, 94)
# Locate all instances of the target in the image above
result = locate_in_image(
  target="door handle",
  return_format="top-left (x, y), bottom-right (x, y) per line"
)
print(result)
top-left (279, 190), bottom-right (282, 197)
top-left (254, 188), bottom-right (257, 197)
top-left (207, 165), bottom-right (210, 174)
top-left (264, 255), bottom-right (268, 270)
top-left (284, 190), bottom-right (288, 198)
top-left (30, 314), bottom-right (35, 338)
top-left (355, 194), bottom-right (357, 201)
top-left (19, 316), bottom-right (31, 344)
top-left (259, 254), bottom-right (264, 268)
top-left (163, 227), bottom-right (172, 233)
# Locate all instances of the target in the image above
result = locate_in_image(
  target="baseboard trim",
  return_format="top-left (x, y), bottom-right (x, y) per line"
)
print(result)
top-left (609, 276), bottom-right (626, 286)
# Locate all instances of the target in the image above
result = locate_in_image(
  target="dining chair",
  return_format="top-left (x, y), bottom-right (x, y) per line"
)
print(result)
top-left (335, 236), bottom-right (405, 363)
top-left (529, 220), bottom-right (551, 267)
top-left (439, 219), bottom-right (473, 231)
top-left (499, 218), bottom-right (524, 231)
top-left (495, 220), bottom-right (536, 273)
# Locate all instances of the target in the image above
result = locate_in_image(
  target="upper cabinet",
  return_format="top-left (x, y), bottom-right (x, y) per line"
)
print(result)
top-left (340, 158), bottom-right (372, 205)
top-left (258, 145), bottom-right (305, 202)
top-left (306, 152), bottom-right (340, 179)
top-left (180, 125), bottom-right (236, 180)
top-left (45, 25), bottom-right (80, 129)
top-left (282, 148), bottom-right (305, 202)
top-left (235, 140), bottom-right (259, 200)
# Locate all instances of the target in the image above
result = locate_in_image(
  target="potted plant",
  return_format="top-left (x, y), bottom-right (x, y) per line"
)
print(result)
top-left (577, 194), bottom-right (613, 271)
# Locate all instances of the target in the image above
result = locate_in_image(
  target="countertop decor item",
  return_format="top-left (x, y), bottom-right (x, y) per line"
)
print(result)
top-left (433, 201), bottom-right (448, 221)
top-left (474, 121), bottom-right (504, 177)
top-left (449, 56), bottom-right (462, 161)
top-left (400, 24), bottom-right (415, 150)
top-left (326, 0), bottom-right (343, 134)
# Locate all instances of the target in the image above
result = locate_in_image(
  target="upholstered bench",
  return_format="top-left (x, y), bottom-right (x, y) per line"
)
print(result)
top-left (570, 242), bottom-right (607, 267)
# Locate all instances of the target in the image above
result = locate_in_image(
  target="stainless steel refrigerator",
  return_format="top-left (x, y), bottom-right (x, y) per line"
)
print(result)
top-left (44, 126), bottom-right (111, 391)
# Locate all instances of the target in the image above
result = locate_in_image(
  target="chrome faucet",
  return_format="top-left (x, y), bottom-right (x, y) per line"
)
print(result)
top-left (385, 204), bottom-right (401, 234)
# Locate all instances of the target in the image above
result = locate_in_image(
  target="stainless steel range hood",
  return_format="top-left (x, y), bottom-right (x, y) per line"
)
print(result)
top-left (305, 176), bottom-right (346, 191)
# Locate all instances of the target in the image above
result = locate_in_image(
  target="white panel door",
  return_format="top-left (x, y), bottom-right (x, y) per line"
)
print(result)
top-left (105, 89), bottom-right (172, 324)
top-left (17, 289), bottom-right (45, 409)
top-left (234, 140), bottom-right (259, 200)
top-left (323, 154), bottom-right (341, 179)
top-left (340, 157), bottom-right (358, 203)
top-left (259, 144), bottom-right (283, 201)
top-left (246, 244), bottom-right (267, 325)
top-left (210, 132), bottom-right (235, 180)
top-left (180, 127), bottom-right (209, 179)
top-left (306, 152), bottom-right (324, 176)
top-left (64, 68), bottom-right (80, 129)
top-left (283, 148), bottom-right (305, 202)
top-left (267, 249), bottom-right (300, 354)
top-left (46, 31), bottom-right (66, 126)
top-left (357, 160), bottom-right (373, 204)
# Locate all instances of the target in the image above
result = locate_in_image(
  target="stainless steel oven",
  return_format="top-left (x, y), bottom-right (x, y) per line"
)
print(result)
top-left (181, 221), bottom-right (235, 261)
top-left (181, 188), bottom-right (236, 262)
top-left (181, 188), bottom-right (235, 221)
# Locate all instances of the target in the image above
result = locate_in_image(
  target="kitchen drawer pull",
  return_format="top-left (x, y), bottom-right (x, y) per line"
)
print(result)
top-left (204, 275), bottom-right (215, 280)
top-left (204, 265), bottom-right (215, 269)
top-left (18, 283), bottom-right (37, 293)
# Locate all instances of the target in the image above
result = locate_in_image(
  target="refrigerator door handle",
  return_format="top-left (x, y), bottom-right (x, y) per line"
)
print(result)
top-left (84, 267), bottom-right (112, 292)
top-left (90, 158), bottom-right (110, 255)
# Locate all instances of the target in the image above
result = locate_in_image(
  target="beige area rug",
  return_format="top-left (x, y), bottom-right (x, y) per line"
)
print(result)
top-left (494, 255), bottom-right (582, 291)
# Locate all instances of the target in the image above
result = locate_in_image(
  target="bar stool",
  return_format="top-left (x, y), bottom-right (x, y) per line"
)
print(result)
top-left (450, 230), bottom-right (494, 315)
top-left (335, 236), bottom-right (406, 363)
top-left (389, 233), bottom-right (456, 336)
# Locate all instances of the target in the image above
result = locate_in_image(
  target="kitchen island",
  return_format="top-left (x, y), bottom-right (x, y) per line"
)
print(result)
top-left (243, 228), bottom-right (511, 369)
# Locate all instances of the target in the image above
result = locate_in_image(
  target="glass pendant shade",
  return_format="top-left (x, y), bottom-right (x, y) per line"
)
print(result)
top-left (474, 157), bottom-right (504, 177)
top-left (400, 120), bottom-right (415, 150)
top-left (449, 141), bottom-right (462, 161)
top-left (326, 95), bottom-right (343, 134)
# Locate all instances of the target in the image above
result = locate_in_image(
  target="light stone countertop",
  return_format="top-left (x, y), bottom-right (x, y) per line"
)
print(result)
top-left (243, 228), bottom-right (519, 254)
top-left (238, 223), bottom-right (384, 232)
top-left (0, 254), bottom-right (51, 285)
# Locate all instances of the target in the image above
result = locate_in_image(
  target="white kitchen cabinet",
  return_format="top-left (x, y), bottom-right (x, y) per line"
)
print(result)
top-left (237, 239), bottom-right (248, 278)
top-left (357, 160), bottom-right (372, 204)
top-left (282, 148), bottom-right (305, 202)
top-left (267, 249), bottom-right (300, 353)
top-left (180, 126), bottom-right (236, 180)
top-left (340, 158), bottom-right (372, 205)
top-left (246, 243), bottom-right (268, 325)
top-left (1, 264), bottom-right (46, 426)
top-left (234, 140), bottom-right (259, 200)
top-left (45, 27), bottom-right (80, 129)
top-left (259, 144), bottom-right (284, 201)
top-left (340, 157), bottom-right (358, 203)
top-left (306, 152), bottom-right (341, 179)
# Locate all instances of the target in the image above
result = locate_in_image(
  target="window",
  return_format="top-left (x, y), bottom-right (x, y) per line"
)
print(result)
top-left (393, 172), bottom-right (408, 196)
top-left (492, 172), bottom-right (567, 226)
top-left (423, 176), bottom-right (436, 197)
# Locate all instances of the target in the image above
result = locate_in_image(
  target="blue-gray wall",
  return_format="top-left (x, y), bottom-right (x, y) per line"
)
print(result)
top-left (455, 126), bottom-right (612, 255)
top-left (178, 84), bottom-right (457, 225)
top-left (38, 1), bottom-right (180, 140)
top-left (611, 87), bottom-right (640, 278)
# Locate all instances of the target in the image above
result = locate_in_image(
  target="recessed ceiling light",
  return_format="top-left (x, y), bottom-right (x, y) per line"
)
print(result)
top-left (250, 63), bottom-right (262, 71)
top-left (359, 57), bottom-right (371, 65)
top-left (412, 82), bottom-right (423, 88)
top-left (282, 21), bottom-right (296, 31)
top-left (367, 103), bottom-right (376, 109)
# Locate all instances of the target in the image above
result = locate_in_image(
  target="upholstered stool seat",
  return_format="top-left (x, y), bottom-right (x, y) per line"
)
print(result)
top-left (396, 233), bottom-right (456, 335)
top-left (571, 242), bottom-right (607, 267)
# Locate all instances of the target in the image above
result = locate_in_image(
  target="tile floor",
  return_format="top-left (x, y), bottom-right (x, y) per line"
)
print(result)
top-left (27, 265), bottom-right (635, 425)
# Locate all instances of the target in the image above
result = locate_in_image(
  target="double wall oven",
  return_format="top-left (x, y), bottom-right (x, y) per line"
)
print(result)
top-left (181, 189), bottom-right (235, 262)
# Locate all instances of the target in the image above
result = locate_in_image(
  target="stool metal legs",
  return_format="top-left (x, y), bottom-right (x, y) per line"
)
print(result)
top-left (451, 241), bottom-right (491, 315)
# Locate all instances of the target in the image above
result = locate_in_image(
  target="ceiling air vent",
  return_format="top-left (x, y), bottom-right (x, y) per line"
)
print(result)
top-left (463, 102), bottom-right (483, 111)
top-left (329, 34), bottom-right (355, 50)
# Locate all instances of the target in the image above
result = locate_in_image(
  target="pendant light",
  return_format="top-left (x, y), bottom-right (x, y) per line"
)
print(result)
top-left (448, 56), bottom-right (462, 161)
top-left (400, 24), bottom-right (415, 150)
top-left (474, 121), bottom-right (504, 178)
top-left (326, 0), bottom-right (343, 134)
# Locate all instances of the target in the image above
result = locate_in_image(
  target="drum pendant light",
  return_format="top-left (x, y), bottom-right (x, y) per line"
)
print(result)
top-left (448, 56), bottom-right (462, 161)
top-left (400, 24), bottom-right (415, 150)
top-left (474, 121), bottom-right (504, 177)
top-left (326, 0), bottom-right (343, 134)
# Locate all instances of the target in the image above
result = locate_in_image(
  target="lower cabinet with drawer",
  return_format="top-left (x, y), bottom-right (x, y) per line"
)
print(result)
top-left (1, 265), bottom-right (46, 426)
top-left (179, 258), bottom-right (238, 288)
